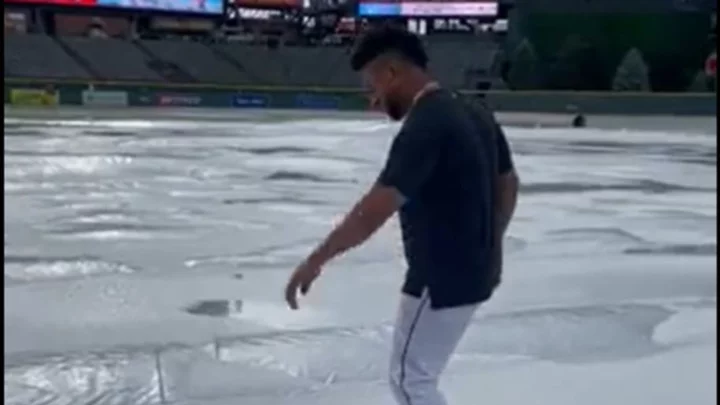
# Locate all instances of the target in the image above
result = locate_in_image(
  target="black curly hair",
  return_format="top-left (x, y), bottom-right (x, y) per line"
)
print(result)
top-left (349, 26), bottom-right (429, 72)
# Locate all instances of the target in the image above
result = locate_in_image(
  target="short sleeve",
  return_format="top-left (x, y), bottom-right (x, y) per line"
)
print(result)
top-left (377, 119), bottom-right (443, 201)
top-left (494, 123), bottom-right (514, 175)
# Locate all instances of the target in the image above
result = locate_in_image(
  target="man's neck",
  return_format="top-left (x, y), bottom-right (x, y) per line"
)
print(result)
top-left (396, 70), bottom-right (440, 119)
top-left (402, 76), bottom-right (439, 118)
top-left (411, 80), bottom-right (440, 106)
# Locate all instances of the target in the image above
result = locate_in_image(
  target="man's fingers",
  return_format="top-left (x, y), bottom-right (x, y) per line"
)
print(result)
top-left (287, 291), bottom-right (298, 310)
top-left (300, 270), bottom-right (320, 295)
top-left (285, 278), bottom-right (299, 310)
top-left (300, 280), bottom-right (313, 295)
top-left (286, 269), bottom-right (319, 309)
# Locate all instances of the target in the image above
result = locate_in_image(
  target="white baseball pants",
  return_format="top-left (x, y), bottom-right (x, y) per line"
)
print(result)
top-left (389, 291), bottom-right (479, 405)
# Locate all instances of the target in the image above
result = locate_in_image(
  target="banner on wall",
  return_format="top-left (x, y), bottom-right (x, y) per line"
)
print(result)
top-left (82, 90), bottom-right (128, 106)
top-left (232, 93), bottom-right (268, 108)
top-left (10, 88), bottom-right (58, 106)
top-left (150, 16), bottom-right (215, 32)
top-left (156, 93), bottom-right (204, 106)
top-left (294, 93), bottom-right (339, 110)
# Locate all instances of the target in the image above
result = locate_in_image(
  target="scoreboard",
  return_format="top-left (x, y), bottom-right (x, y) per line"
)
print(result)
top-left (357, 0), bottom-right (498, 17)
top-left (3, 0), bottom-right (224, 15)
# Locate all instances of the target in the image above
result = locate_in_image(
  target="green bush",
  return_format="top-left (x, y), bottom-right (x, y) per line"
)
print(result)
top-left (612, 48), bottom-right (651, 92)
top-left (521, 12), bottom-right (709, 91)
top-left (544, 35), bottom-right (606, 90)
top-left (686, 70), bottom-right (710, 92)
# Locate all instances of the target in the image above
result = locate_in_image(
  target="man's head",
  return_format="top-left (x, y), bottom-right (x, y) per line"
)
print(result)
top-left (350, 26), bottom-right (430, 121)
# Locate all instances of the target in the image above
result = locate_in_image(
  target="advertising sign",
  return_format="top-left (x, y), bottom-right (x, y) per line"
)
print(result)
top-left (5, 0), bottom-right (224, 15)
top-left (82, 90), bottom-right (128, 107)
top-left (232, 93), bottom-right (269, 108)
top-left (10, 88), bottom-right (58, 106)
top-left (157, 93), bottom-right (204, 106)
top-left (4, 9), bottom-right (28, 34)
top-left (230, 0), bottom-right (301, 9)
top-left (150, 16), bottom-right (215, 31)
top-left (294, 93), bottom-right (339, 110)
top-left (705, 52), bottom-right (716, 78)
top-left (233, 7), bottom-right (282, 19)
top-left (358, 0), bottom-right (497, 17)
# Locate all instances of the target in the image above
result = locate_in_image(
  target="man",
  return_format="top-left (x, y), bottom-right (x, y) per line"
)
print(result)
top-left (284, 26), bottom-right (519, 405)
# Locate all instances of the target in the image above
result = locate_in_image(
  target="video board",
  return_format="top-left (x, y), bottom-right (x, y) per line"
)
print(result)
top-left (358, 0), bottom-right (498, 17)
top-left (231, 0), bottom-right (300, 8)
top-left (3, 0), bottom-right (224, 15)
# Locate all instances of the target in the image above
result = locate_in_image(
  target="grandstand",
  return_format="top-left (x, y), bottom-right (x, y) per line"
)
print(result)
top-left (3, 0), bottom-right (714, 96)
top-left (3, 1), bottom-right (506, 90)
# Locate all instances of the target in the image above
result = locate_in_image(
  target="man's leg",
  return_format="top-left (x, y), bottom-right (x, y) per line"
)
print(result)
top-left (389, 291), bottom-right (478, 405)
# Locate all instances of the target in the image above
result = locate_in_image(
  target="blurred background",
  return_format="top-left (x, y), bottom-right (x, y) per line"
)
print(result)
top-left (3, 0), bottom-right (716, 93)
top-left (3, 1), bottom-right (717, 405)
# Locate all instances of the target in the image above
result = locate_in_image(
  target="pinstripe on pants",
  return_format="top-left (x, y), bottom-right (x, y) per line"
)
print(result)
top-left (389, 291), bottom-right (479, 405)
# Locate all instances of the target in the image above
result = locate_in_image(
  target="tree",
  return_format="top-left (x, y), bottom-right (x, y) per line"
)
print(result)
top-left (506, 39), bottom-right (539, 90)
top-left (544, 35), bottom-right (607, 90)
top-left (686, 70), bottom-right (710, 92)
top-left (612, 48), bottom-right (651, 92)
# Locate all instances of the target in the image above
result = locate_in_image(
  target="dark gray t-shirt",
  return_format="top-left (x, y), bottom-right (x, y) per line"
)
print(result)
top-left (377, 89), bottom-right (514, 309)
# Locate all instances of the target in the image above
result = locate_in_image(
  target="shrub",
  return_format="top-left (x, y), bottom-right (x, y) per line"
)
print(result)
top-left (686, 70), bottom-right (710, 92)
top-left (612, 48), bottom-right (651, 92)
top-left (507, 39), bottom-right (539, 90)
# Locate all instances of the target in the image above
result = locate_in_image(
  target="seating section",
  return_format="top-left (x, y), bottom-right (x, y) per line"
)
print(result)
top-left (5, 35), bottom-right (502, 89)
top-left (138, 40), bottom-right (248, 84)
top-left (209, 43), bottom-right (287, 86)
top-left (4, 34), bottom-right (91, 79)
top-left (280, 46), bottom-right (358, 88)
top-left (59, 37), bottom-right (163, 82)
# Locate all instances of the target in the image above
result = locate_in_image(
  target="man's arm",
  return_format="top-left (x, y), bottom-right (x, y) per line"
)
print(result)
top-left (496, 170), bottom-right (519, 235)
top-left (494, 123), bottom-right (519, 236)
top-left (303, 116), bottom-right (443, 269)
top-left (304, 184), bottom-right (401, 268)
top-left (285, 182), bottom-right (405, 309)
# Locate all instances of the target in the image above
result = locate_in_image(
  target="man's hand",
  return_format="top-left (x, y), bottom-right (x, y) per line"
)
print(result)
top-left (284, 261), bottom-right (322, 310)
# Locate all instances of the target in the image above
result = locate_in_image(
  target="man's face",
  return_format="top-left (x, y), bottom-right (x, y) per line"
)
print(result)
top-left (361, 59), bottom-right (406, 121)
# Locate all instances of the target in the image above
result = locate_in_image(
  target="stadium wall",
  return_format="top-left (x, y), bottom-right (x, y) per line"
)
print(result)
top-left (3, 78), bottom-right (717, 116)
